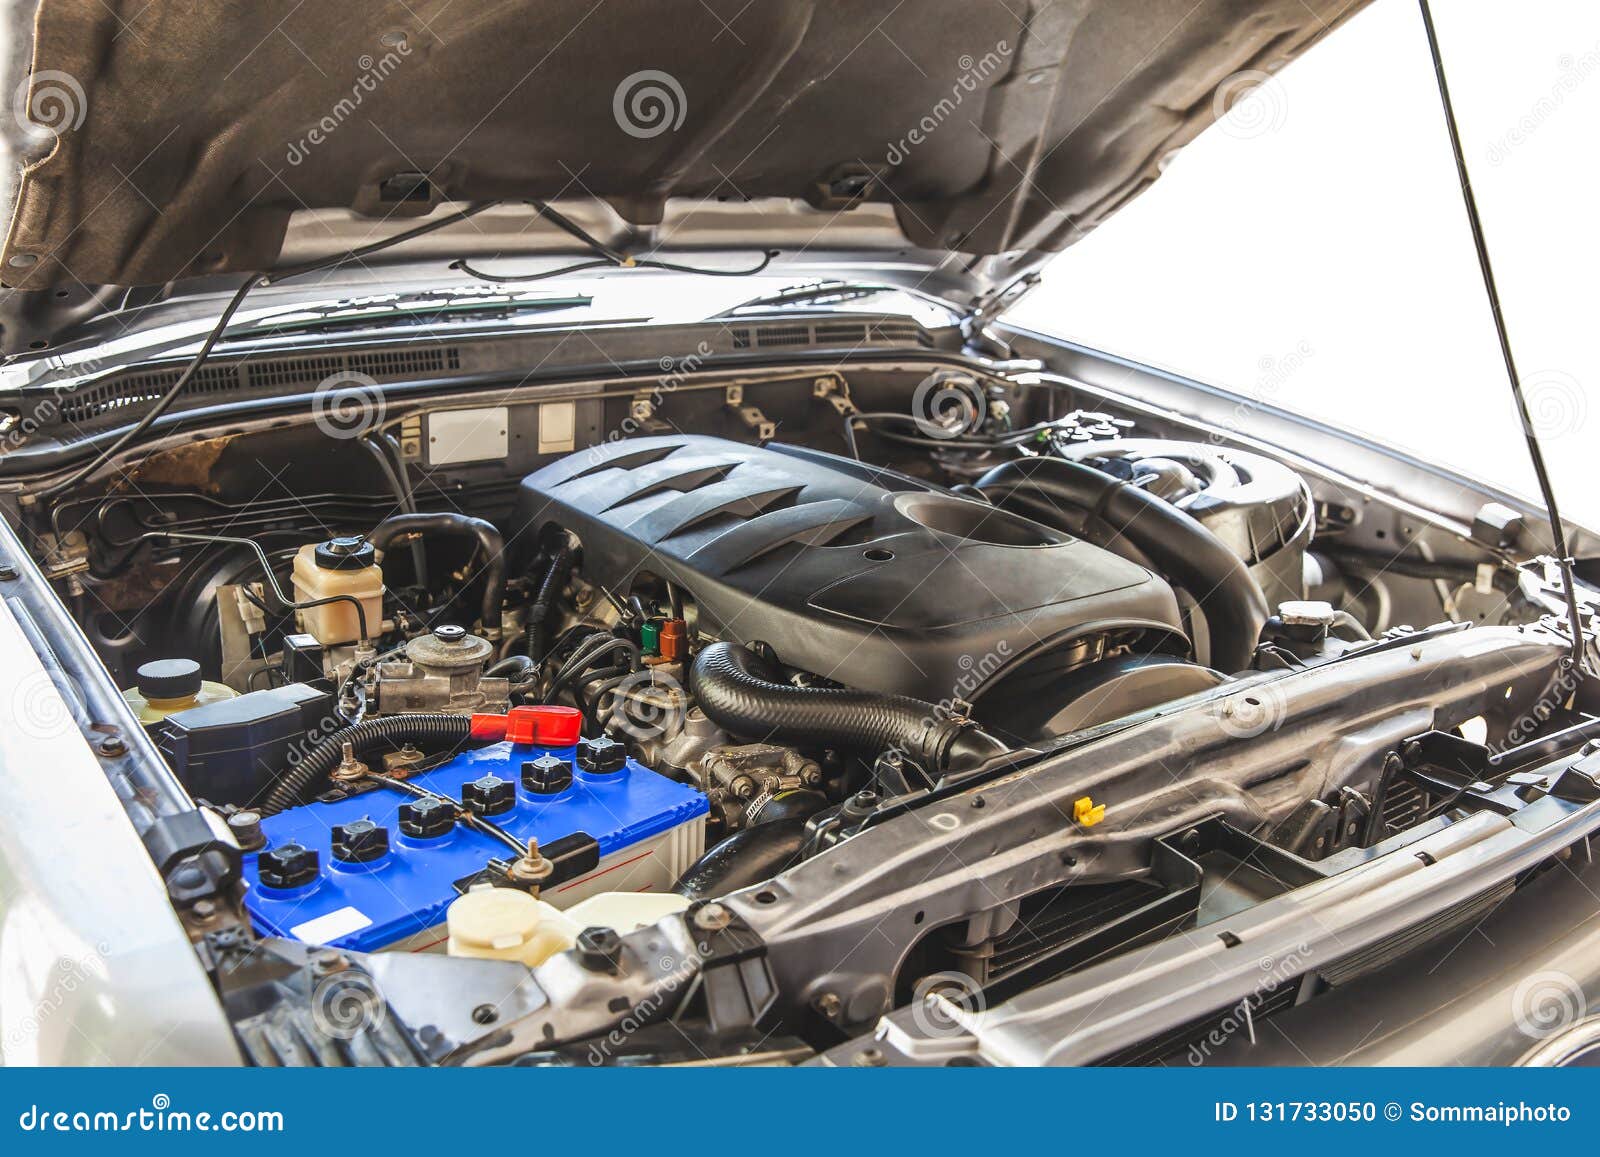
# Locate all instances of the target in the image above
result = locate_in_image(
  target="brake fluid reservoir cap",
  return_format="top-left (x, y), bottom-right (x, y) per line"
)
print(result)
top-left (135, 658), bottom-right (203, 700)
top-left (313, 536), bottom-right (377, 571)
top-left (504, 704), bottom-right (583, 746)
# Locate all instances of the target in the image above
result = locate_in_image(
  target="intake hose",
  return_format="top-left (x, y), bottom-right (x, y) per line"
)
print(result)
top-left (974, 457), bottom-right (1269, 672)
top-left (259, 713), bottom-right (473, 815)
top-left (367, 513), bottom-right (506, 633)
top-left (524, 541), bottom-right (573, 661)
top-left (690, 642), bottom-right (1008, 775)
top-left (675, 818), bottom-right (810, 900)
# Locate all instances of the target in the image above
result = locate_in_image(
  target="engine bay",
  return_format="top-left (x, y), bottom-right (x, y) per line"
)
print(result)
top-left (16, 351), bottom-right (1600, 1065)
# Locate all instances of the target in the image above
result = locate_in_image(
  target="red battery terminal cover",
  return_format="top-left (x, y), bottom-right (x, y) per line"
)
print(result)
top-left (469, 705), bottom-right (584, 746)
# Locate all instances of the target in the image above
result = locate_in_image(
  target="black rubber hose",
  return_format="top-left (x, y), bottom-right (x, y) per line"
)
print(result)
top-left (525, 542), bottom-right (572, 661)
top-left (487, 654), bottom-right (538, 681)
top-left (359, 437), bottom-right (428, 586)
top-left (260, 713), bottom-right (473, 815)
top-left (975, 457), bottom-right (1269, 672)
top-left (690, 642), bottom-right (1008, 774)
top-left (368, 513), bottom-right (506, 633)
top-left (675, 818), bottom-right (811, 899)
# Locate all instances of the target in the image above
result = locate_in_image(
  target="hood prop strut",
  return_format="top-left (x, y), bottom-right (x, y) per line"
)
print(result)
top-left (1419, 0), bottom-right (1588, 675)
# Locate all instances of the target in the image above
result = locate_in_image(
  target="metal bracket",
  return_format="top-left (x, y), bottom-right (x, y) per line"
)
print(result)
top-left (812, 374), bottom-right (856, 416)
top-left (726, 392), bottom-right (775, 441)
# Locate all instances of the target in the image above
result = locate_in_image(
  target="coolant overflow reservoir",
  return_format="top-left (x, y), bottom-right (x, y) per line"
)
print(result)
top-left (446, 886), bottom-right (580, 967)
top-left (122, 658), bottom-right (236, 723)
top-left (291, 536), bottom-right (383, 646)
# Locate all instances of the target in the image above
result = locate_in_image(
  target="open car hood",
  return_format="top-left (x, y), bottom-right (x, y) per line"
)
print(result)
top-left (1, 0), bottom-right (1363, 302)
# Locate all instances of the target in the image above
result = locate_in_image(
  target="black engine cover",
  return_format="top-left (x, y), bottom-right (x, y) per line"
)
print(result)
top-left (516, 436), bottom-right (1183, 701)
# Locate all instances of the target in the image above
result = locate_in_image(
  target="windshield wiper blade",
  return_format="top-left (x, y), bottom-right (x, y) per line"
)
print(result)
top-left (710, 280), bottom-right (891, 318)
top-left (32, 201), bottom-right (503, 505)
top-left (236, 294), bottom-right (592, 338)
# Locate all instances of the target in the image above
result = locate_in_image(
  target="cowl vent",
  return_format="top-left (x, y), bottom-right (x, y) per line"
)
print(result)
top-left (55, 345), bottom-right (462, 424)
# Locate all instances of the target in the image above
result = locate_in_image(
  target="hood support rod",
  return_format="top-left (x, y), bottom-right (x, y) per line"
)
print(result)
top-left (1419, 0), bottom-right (1588, 674)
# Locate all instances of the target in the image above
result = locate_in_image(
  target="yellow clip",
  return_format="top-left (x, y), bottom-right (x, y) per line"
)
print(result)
top-left (621, 256), bottom-right (637, 268)
top-left (1073, 796), bottom-right (1106, 827)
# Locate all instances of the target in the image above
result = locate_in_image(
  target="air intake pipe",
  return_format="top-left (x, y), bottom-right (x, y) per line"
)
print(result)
top-left (975, 456), bottom-right (1269, 672)
top-left (690, 642), bottom-right (1008, 776)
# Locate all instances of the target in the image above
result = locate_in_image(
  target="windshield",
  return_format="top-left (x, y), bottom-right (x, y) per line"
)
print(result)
top-left (1008, 0), bottom-right (1600, 530)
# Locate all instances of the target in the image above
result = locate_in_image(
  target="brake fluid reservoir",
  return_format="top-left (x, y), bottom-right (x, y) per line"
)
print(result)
top-left (291, 536), bottom-right (383, 645)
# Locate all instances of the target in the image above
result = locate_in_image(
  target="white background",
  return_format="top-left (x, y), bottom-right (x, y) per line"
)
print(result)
top-left (1011, 0), bottom-right (1600, 528)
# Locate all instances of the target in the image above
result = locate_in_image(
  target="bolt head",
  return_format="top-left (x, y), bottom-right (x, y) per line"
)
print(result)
top-left (693, 902), bottom-right (732, 931)
top-left (575, 926), bottom-right (623, 971)
top-left (310, 948), bottom-right (349, 974)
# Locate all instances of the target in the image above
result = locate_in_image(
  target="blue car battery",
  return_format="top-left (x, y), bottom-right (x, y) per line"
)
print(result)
top-left (241, 706), bottom-right (707, 952)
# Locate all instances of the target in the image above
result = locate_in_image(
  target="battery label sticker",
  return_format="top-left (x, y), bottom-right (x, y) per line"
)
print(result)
top-left (290, 906), bottom-right (373, 944)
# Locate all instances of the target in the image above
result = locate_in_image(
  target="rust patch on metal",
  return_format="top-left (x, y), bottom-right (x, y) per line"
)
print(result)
top-left (119, 435), bottom-right (233, 492)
